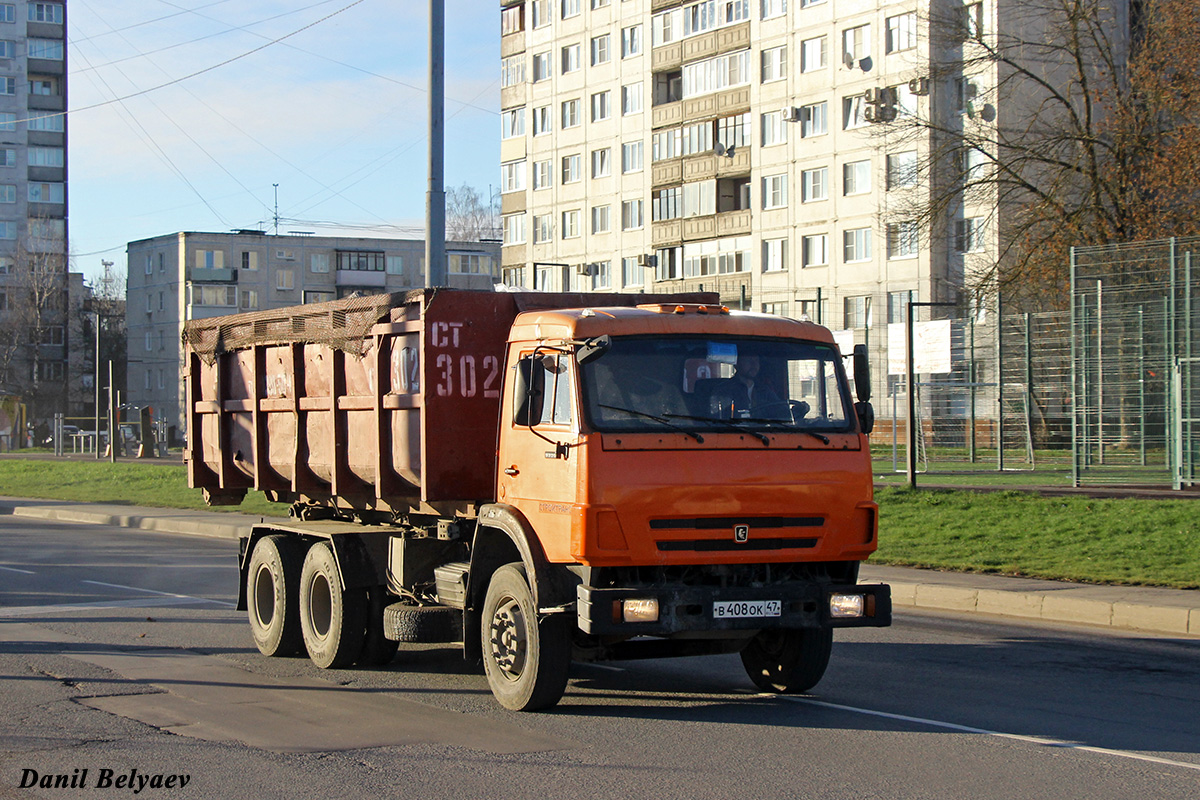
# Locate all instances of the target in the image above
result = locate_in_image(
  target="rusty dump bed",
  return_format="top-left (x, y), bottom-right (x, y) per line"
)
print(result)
top-left (184, 288), bottom-right (715, 513)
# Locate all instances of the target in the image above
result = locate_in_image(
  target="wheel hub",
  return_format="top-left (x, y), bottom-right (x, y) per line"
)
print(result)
top-left (488, 598), bottom-right (527, 680)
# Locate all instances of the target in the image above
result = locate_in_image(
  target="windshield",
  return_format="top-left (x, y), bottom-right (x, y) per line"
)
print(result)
top-left (579, 335), bottom-right (854, 434)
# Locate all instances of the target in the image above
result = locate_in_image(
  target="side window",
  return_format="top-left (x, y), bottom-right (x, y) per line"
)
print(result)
top-left (514, 354), bottom-right (574, 426)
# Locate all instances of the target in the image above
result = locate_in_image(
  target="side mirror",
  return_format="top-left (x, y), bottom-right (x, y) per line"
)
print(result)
top-left (513, 356), bottom-right (545, 426)
top-left (852, 344), bottom-right (871, 403)
top-left (576, 334), bottom-right (611, 365)
top-left (855, 401), bottom-right (875, 435)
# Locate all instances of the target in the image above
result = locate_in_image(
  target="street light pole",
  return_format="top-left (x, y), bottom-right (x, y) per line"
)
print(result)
top-left (93, 311), bottom-right (100, 459)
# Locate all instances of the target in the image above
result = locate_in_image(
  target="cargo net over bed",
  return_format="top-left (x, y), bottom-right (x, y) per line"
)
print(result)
top-left (182, 290), bottom-right (422, 365)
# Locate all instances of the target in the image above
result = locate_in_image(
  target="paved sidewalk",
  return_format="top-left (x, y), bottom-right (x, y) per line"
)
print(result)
top-left (2, 496), bottom-right (1198, 639)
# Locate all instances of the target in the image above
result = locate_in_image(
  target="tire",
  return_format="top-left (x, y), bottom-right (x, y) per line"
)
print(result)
top-left (740, 628), bottom-right (833, 694)
top-left (357, 585), bottom-right (401, 667)
top-left (481, 563), bottom-right (571, 712)
top-left (246, 534), bottom-right (305, 657)
top-left (299, 542), bottom-right (367, 669)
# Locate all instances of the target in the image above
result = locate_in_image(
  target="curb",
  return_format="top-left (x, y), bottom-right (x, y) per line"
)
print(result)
top-left (4, 499), bottom-right (1198, 640)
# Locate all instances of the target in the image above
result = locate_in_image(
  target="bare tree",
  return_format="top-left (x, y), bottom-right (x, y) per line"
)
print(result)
top-left (881, 0), bottom-right (1200, 311)
top-left (445, 183), bottom-right (500, 242)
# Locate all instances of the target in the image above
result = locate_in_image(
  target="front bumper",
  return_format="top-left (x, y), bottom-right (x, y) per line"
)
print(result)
top-left (577, 581), bottom-right (891, 636)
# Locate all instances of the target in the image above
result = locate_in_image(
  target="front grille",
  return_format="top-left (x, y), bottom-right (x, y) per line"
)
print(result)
top-left (649, 516), bottom-right (824, 530)
top-left (656, 537), bottom-right (819, 552)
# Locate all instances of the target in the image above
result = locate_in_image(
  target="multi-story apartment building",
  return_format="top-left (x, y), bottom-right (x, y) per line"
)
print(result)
top-left (0, 0), bottom-right (70, 424)
top-left (126, 231), bottom-right (501, 438)
top-left (498, 0), bottom-right (1020, 363)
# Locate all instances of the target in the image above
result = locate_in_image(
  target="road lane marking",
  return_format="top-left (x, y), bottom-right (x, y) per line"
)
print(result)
top-left (781, 696), bottom-right (1200, 774)
top-left (0, 596), bottom-right (219, 617)
top-left (82, 580), bottom-right (236, 607)
top-left (0, 565), bottom-right (35, 574)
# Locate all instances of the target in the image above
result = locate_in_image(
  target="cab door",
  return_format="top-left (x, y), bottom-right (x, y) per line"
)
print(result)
top-left (497, 350), bottom-right (581, 562)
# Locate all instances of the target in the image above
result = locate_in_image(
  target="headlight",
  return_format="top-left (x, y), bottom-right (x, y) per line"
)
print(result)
top-left (621, 598), bottom-right (660, 623)
top-left (829, 593), bottom-right (865, 619)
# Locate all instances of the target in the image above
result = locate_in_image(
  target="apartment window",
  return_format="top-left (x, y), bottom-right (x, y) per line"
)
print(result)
top-left (801, 167), bottom-right (827, 202)
top-left (562, 209), bottom-right (580, 239)
top-left (27, 114), bottom-right (60, 133)
top-left (762, 0), bottom-right (787, 18)
top-left (304, 290), bottom-right (335, 304)
top-left (501, 159), bottom-right (526, 193)
top-left (622, 82), bottom-right (643, 115)
top-left (0, 6), bottom-right (12, 23)
top-left (960, 147), bottom-right (989, 184)
top-left (888, 290), bottom-right (913, 324)
top-left (501, 107), bottom-right (524, 139)
top-left (963, 2), bottom-right (984, 39)
top-left (533, 159), bottom-right (552, 189)
top-left (241, 290), bottom-right (259, 309)
top-left (0, 77), bottom-right (15, 95)
top-left (652, 186), bottom-right (681, 221)
top-left (562, 98), bottom-right (581, 128)
top-left (27, 38), bottom-right (63, 59)
top-left (592, 260), bottom-right (612, 290)
top-left (762, 173), bottom-right (788, 209)
top-left (800, 102), bottom-right (827, 137)
top-left (843, 160), bottom-right (870, 195)
top-left (592, 0), bottom-right (610, 8)
top-left (386, 256), bottom-right (404, 275)
top-left (562, 0), bottom-right (581, 19)
top-left (591, 148), bottom-right (611, 178)
top-left (591, 205), bottom-right (611, 234)
top-left (887, 222), bottom-right (919, 259)
top-left (843, 227), bottom-right (872, 262)
top-left (0, 184), bottom-right (13, 203)
top-left (562, 154), bottom-right (581, 183)
top-left (0, 148), bottom-right (13, 166)
top-left (842, 24), bottom-right (870, 63)
top-left (761, 45), bottom-right (787, 83)
top-left (501, 3), bottom-right (524, 34)
top-left (886, 13), bottom-right (916, 53)
top-left (801, 36), bottom-right (826, 72)
top-left (716, 112), bottom-right (750, 149)
top-left (29, 75), bottom-right (59, 96)
top-left (532, 105), bottom-right (552, 136)
top-left (503, 213), bottom-right (526, 244)
top-left (336, 251), bottom-right (384, 271)
top-left (681, 50), bottom-right (752, 99)
top-left (887, 151), bottom-right (919, 189)
top-left (591, 91), bottom-right (612, 121)
top-left (532, 51), bottom-right (552, 82)
top-left (0, 221), bottom-right (15, 239)
top-left (145, 293), bottom-right (153, 313)
top-left (27, 146), bottom-right (63, 167)
top-left (622, 256), bottom-right (643, 288)
top-left (501, 54), bottom-right (525, 87)
top-left (761, 111), bottom-right (787, 147)
top-left (844, 295), bottom-right (872, 328)
top-left (622, 141), bottom-right (643, 173)
top-left (562, 43), bottom-right (581, 74)
top-left (28, 182), bottom-right (63, 203)
top-left (534, 214), bottom-right (554, 244)
top-left (955, 77), bottom-right (980, 113)
top-left (241, 251), bottom-right (258, 270)
top-left (530, 0), bottom-right (550, 27)
top-left (0, 39), bottom-right (14, 58)
top-left (621, 25), bottom-right (642, 57)
top-left (622, 198), bottom-right (644, 229)
top-left (763, 238), bottom-right (788, 272)
top-left (843, 95), bottom-right (867, 129)
top-left (310, 253), bottom-right (329, 273)
top-left (681, 236), bottom-right (751, 278)
top-left (653, 69), bottom-right (683, 105)
top-left (762, 302), bottom-right (788, 316)
top-left (591, 34), bottom-right (610, 65)
top-left (653, 129), bottom-right (680, 161)
top-left (682, 180), bottom-right (717, 217)
top-left (957, 217), bottom-right (986, 252)
top-left (143, 370), bottom-right (152, 391)
top-left (28, 3), bottom-right (62, 23)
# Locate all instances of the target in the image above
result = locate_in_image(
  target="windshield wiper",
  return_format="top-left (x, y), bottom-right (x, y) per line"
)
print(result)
top-left (598, 404), bottom-right (704, 442)
top-left (662, 412), bottom-right (771, 446)
top-left (735, 416), bottom-right (831, 444)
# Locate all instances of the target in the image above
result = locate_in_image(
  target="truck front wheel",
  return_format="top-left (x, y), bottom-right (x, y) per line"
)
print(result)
top-left (481, 564), bottom-right (571, 711)
top-left (299, 542), bottom-right (367, 669)
top-left (740, 628), bottom-right (833, 693)
top-left (247, 534), bottom-right (305, 657)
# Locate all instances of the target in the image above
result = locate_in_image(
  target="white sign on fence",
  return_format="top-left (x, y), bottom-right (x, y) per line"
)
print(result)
top-left (887, 319), bottom-right (953, 375)
top-left (831, 329), bottom-right (856, 357)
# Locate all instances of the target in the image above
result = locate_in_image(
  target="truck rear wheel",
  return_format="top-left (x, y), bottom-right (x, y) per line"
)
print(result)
top-left (740, 628), bottom-right (833, 694)
top-left (299, 542), bottom-right (367, 669)
top-left (247, 534), bottom-right (305, 657)
top-left (481, 564), bottom-right (571, 712)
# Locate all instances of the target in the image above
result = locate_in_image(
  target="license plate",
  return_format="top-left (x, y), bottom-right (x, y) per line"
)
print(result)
top-left (713, 600), bottom-right (782, 619)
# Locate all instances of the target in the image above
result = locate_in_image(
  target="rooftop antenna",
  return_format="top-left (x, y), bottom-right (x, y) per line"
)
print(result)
top-left (273, 183), bottom-right (279, 235)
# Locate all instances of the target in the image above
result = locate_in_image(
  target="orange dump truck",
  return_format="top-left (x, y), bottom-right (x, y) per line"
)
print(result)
top-left (185, 289), bottom-right (890, 710)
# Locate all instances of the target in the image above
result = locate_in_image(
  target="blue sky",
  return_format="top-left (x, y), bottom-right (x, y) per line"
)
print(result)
top-left (67, 0), bottom-right (500, 284)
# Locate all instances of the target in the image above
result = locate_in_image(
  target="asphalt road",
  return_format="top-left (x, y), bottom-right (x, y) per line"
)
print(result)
top-left (1, 515), bottom-right (1199, 799)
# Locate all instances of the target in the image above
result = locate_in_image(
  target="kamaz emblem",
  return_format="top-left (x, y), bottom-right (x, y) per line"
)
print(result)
top-left (734, 525), bottom-right (749, 543)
